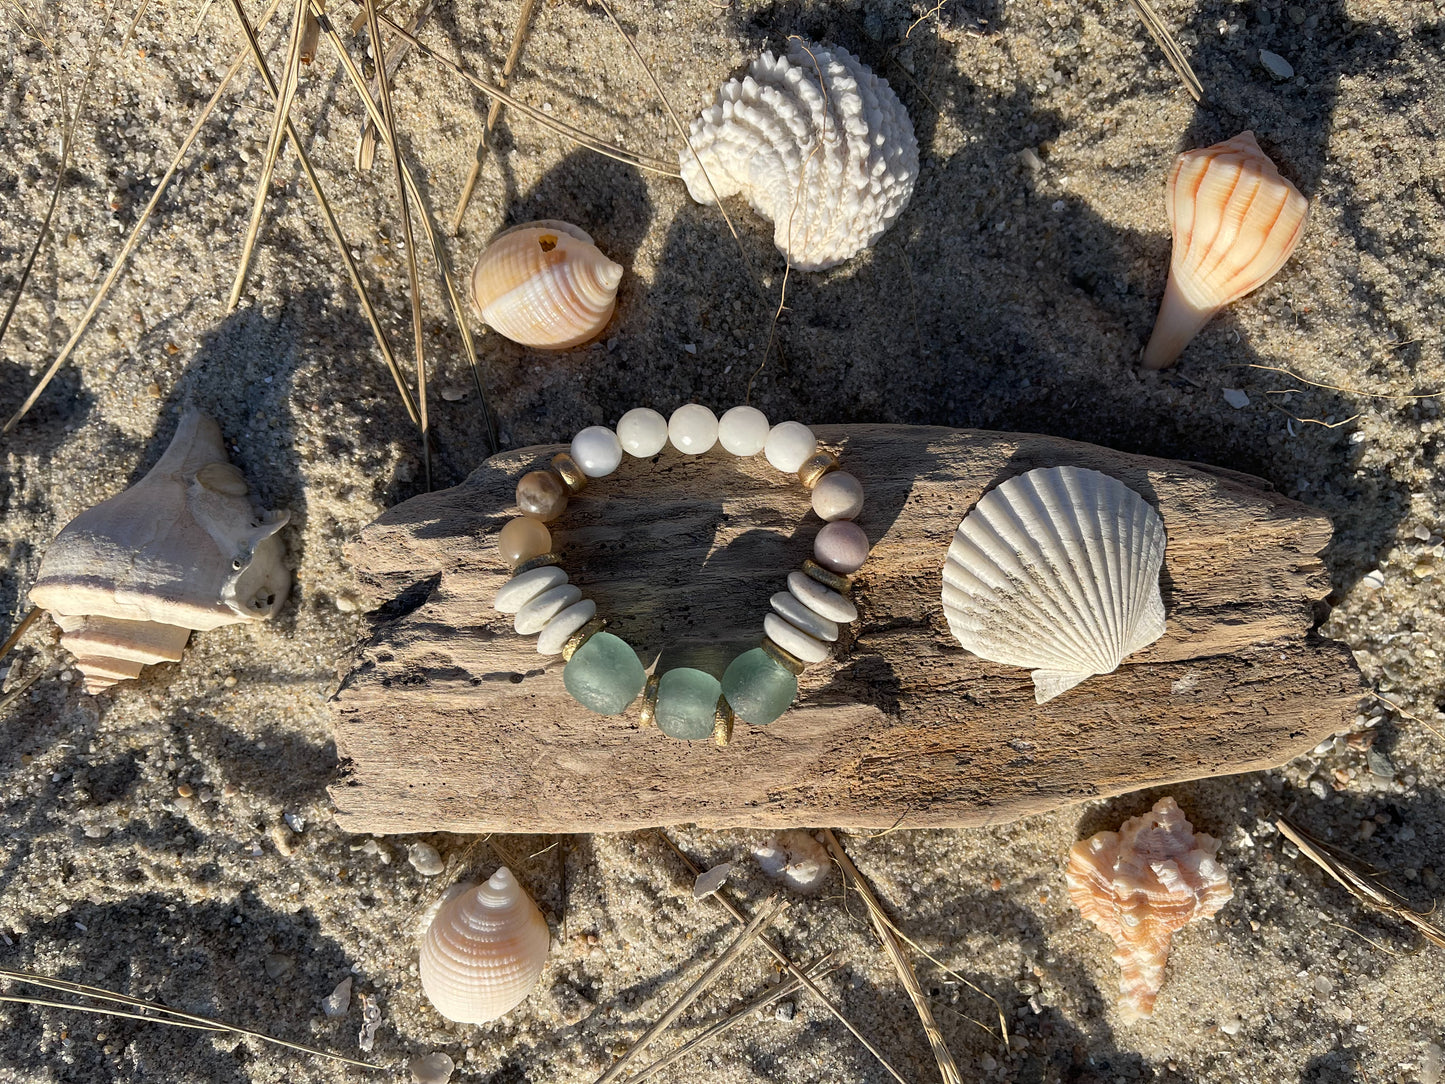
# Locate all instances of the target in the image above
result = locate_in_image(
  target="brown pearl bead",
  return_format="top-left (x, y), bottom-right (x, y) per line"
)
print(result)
top-left (516, 470), bottom-right (568, 522)
top-left (813, 520), bottom-right (869, 574)
top-left (497, 517), bottom-right (552, 568)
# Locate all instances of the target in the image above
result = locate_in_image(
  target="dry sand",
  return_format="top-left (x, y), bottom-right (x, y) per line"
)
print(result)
top-left (1, 0), bottom-right (1443, 1080)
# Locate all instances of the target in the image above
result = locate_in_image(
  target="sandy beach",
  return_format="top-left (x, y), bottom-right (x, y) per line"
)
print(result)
top-left (2, 0), bottom-right (1443, 1080)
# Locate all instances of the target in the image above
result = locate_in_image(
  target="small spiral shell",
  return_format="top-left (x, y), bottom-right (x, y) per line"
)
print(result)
top-left (1142, 131), bottom-right (1309, 369)
top-left (469, 221), bottom-right (623, 350)
top-left (418, 867), bottom-right (550, 1024)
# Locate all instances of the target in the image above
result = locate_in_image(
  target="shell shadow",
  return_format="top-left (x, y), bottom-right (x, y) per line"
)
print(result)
top-left (649, 4), bottom-right (1411, 607)
top-left (0, 890), bottom-right (375, 1084)
top-left (467, 150), bottom-right (657, 455)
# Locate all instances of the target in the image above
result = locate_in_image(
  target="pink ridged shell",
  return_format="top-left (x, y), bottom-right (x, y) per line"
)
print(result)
top-left (419, 867), bottom-right (550, 1024)
top-left (1065, 797), bottom-right (1233, 1021)
top-left (1142, 131), bottom-right (1309, 369)
top-left (469, 220), bottom-right (622, 350)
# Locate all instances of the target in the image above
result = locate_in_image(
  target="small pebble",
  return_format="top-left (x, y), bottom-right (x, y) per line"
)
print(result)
top-left (410, 1052), bottom-right (455, 1084)
top-left (358, 994), bottom-right (382, 1052)
top-left (270, 825), bottom-right (298, 857)
top-left (408, 842), bottom-right (445, 876)
top-left (1220, 1016), bottom-right (1243, 1036)
top-left (264, 954), bottom-right (294, 980)
top-left (693, 861), bottom-right (734, 899)
top-left (322, 976), bottom-right (353, 1018)
top-left (1223, 388), bottom-right (1251, 409)
top-left (440, 387), bottom-right (466, 402)
top-left (1360, 569), bottom-right (1386, 590)
top-left (773, 1000), bottom-right (796, 1021)
top-left (284, 812), bottom-right (305, 833)
top-left (1423, 1042), bottom-right (1443, 1084)
top-left (176, 783), bottom-right (194, 798)
top-left (1259, 49), bottom-right (1295, 79)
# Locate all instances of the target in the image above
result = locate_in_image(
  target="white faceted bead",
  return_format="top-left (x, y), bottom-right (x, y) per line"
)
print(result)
top-left (570, 426), bottom-right (623, 477)
top-left (515, 583), bottom-right (582, 635)
top-left (717, 405), bottom-right (770, 456)
top-left (668, 404), bottom-right (719, 455)
top-left (764, 421), bottom-right (817, 473)
top-left (537, 598), bottom-right (597, 655)
top-left (495, 566), bottom-right (567, 614)
top-left (617, 408), bottom-right (669, 458)
top-left (764, 614), bottom-right (829, 664)
top-left (787, 570), bottom-right (857, 623)
top-left (811, 471), bottom-right (864, 521)
top-left (770, 591), bottom-right (839, 642)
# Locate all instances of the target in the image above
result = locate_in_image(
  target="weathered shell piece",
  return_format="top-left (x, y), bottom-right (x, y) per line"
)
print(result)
top-left (941, 466), bottom-right (1167, 703)
top-left (418, 867), bottom-right (550, 1024)
top-left (29, 410), bottom-right (289, 693)
top-left (680, 41), bottom-right (919, 271)
top-left (1065, 797), bottom-right (1233, 1020)
top-left (469, 220), bottom-right (623, 350)
top-left (1143, 131), bottom-right (1310, 369)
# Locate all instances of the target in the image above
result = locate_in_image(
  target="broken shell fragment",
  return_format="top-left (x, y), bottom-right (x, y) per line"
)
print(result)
top-left (419, 867), bottom-right (550, 1024)
top-left (1065, 797), bottom-right (1233, 1020)
top-left (28, 410), bottom-right (289, 693)
top-left (1143, 131), bottom-right (1310, 369)
top-left (941, 466), bottom-right (1167, 703)
top-left (469, 220), bottom-right (623, 350)
top-left (681, 41), bottom-right (919, 271)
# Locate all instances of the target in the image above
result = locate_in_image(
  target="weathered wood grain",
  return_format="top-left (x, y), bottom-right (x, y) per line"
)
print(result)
top-left (330, 425), bottom-right (1362, 834)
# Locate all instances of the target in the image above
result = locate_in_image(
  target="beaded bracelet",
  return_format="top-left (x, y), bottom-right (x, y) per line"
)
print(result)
top-left (492, 405), bottom-right (869, 745)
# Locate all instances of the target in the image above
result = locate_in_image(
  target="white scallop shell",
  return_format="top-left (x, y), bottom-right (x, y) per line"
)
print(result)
top-left (680, 41), bottom-right (918, 271)
top-left (469, 220), bottom-right (623, 350)
top-left (419, 867), bottom-right (550, 1024)
top-left (28, 409), bottom-right (289, 693)
top-left (941, 466), bottom-right (1167, 703)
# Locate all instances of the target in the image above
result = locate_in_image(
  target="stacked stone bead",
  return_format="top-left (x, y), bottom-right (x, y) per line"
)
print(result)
top-left (492, 404), bottom-right (869, 744)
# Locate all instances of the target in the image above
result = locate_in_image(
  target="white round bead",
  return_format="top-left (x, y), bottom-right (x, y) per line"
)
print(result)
top-left (811, 471), bottom-right (864, 521)
top-left (570, 426), bottom-right (623, 477)
top-left (764, 421), bottom-right (817, 473)
top-left (537, 598), bottom-right (597, 655)
top-left (787, 570), bottom-right (857, 624)
top-left (515, 583), bottom-right (582, 635)
top-left (495, 566), bottom-right (567, 614)
top-left (617, 408), bottom-right (669, 457)
top-left (717, 405), bottom-right (770, 456)
top-left (667, 404), bottom-right (719, 455)
top-left (764, 614), bottom-right (829, 664)
top-left (770, 591), bottom-right (839, 642)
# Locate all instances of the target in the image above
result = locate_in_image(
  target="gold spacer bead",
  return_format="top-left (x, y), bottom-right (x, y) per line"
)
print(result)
top-left (760, 636), bottom-right (806, 676)
top-left (550, 452), bottom-right (589, 494)
top-left (797, 451), bottom-right (840, 490)
top-left (802, 558), bottom-right (853, 594)
top-left (561, 616), bottom-right (609, 661)
top-left (713, 696), bottom-right (735, 747)
top-left (638, 674), bottom-right (661, 728)
top-left (512, 552), bottom-right (563, 576)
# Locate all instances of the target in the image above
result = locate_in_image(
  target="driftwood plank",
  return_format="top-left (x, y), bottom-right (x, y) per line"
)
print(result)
top-left (329, 425), bottom-right (1363, 834)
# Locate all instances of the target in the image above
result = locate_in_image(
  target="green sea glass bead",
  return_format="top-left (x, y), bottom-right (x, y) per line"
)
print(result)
top-left (563, 632), bottom-right (646, 715)
top-left (721, 648), bottom-right (797, 727)
top-left (655, 668), bottom-right (722, 741)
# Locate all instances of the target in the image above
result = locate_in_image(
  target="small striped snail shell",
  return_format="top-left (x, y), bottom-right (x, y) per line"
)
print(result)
top-left (1142, 131), bottom-right (1309, 370)
top-left (469, 220), bottom-right (623, 350)
top-left (418, 867), bottom-right (550, 1024)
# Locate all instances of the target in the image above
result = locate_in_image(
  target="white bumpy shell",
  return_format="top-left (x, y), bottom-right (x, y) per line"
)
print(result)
top-left (680, 41), bottom-right (919, 271)
top-left (941, 466), bottom-right (1167, 703)
top-left (28, 410), bottom-right (289, 693)
top-left (469, 220), bottom-right (623, 350)
top-left (419, 867), bottom-right (550, 1024)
